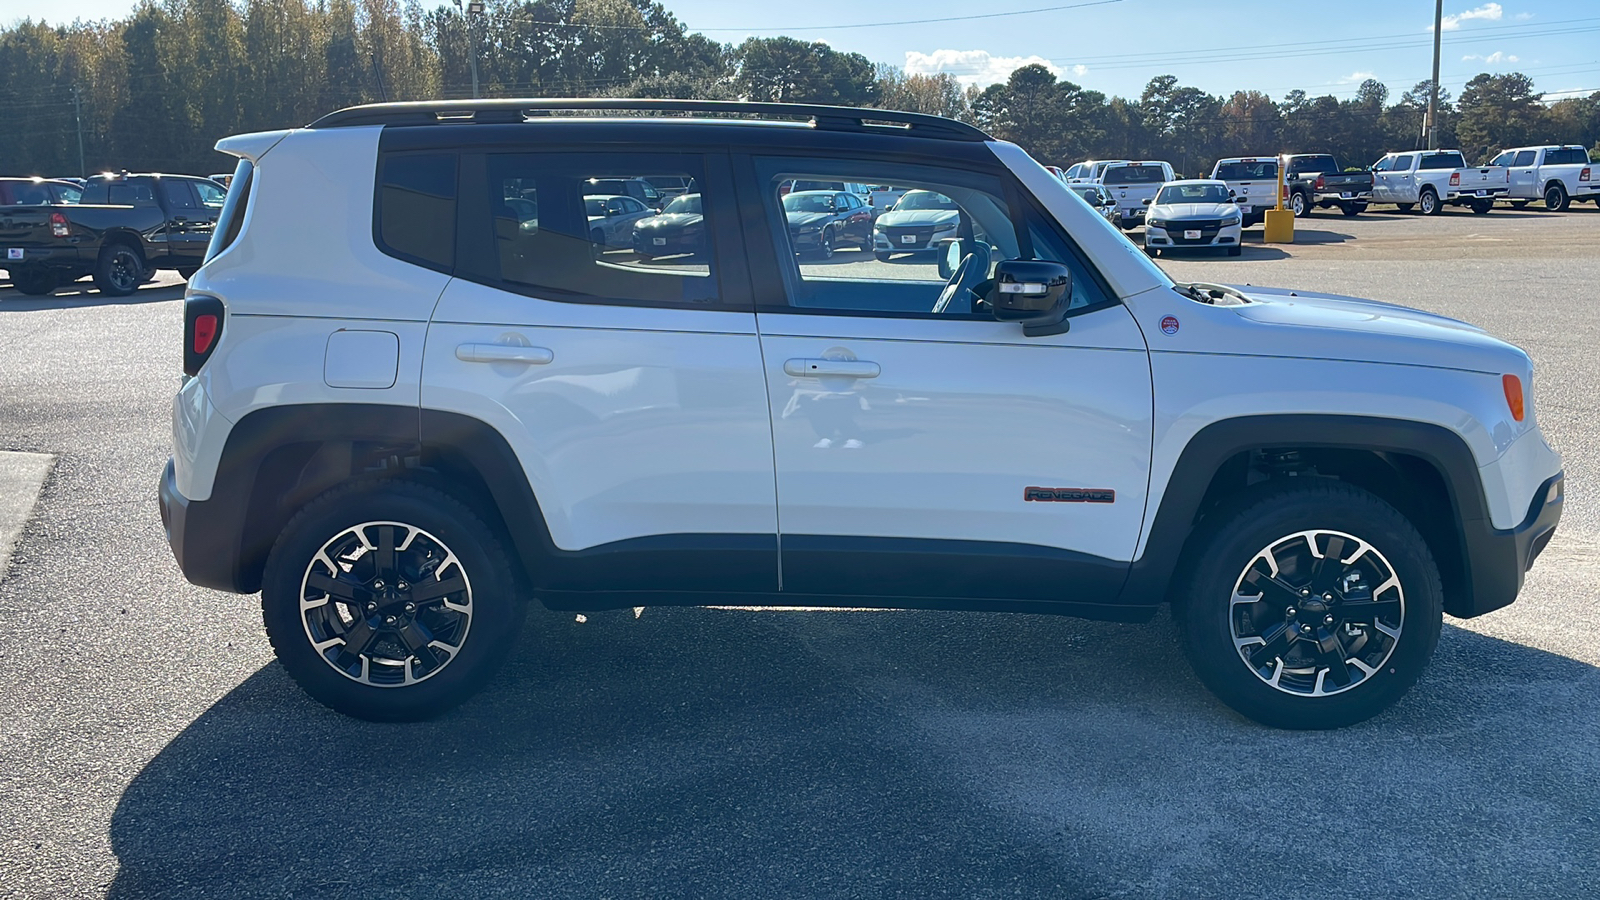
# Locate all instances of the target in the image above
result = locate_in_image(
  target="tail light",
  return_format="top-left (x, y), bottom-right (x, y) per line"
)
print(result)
top-left (1582, 168), bottom-right (1592, 182)
top-left (49, 211), bottom-right (69, 237)
top-left (183, 294), bottom-right (224, 376)
top-left (1502, 374), bottom-right (1525, 422)
top-left (1449, 172), bottom-right (1461, 186)
top-left (1314, 176), bottom-right (1325, 191)
top-left (1280, 183), bottom-right (1288, 200)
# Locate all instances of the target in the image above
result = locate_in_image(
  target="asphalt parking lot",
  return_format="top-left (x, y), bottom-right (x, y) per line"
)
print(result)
top-left (2, 205), bottom-right (1599, 898)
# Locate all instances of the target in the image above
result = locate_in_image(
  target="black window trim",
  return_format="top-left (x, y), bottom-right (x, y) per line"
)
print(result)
top-left (738, 149), bottom-right (1122, 322)
top-left (449, 147), bottom-right (753, 313)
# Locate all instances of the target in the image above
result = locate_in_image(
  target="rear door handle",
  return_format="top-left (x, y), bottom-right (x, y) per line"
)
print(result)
top-left (784, 358), bottom-right (880, 379)
top-left (456, 343), bottom-right (554, 365)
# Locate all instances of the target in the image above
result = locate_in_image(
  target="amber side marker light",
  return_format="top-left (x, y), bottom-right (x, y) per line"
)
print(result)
top-left (1503, 374), bottom-right (1525, 422)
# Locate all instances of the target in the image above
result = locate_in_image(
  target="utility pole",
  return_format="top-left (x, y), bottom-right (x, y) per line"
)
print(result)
top-left (71, 85), bottom-right (86, 178)
top-left (1426, 0), bottom-right (1443, 149)
top-left (454, 0), bottom-right (483, 99)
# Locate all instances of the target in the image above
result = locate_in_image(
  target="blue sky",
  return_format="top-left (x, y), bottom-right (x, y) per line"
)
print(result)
top-left (13, 0), bottom-right (1599, 102)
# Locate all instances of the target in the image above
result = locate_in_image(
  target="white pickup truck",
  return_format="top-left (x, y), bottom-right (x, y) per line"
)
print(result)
top-left (1487, 145), bottom-right (1595, 211)
top-left (1371, 150), bottom-right (1508, 215)
top-left (1098, 160), bottom-right (1175, 229)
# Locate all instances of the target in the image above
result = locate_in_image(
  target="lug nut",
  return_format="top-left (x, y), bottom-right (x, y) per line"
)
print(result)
top-left (384, 615), bottom-right (397, 625)
top-left (396, 581), bottom-right (409, 592)
top-left (372, 579), bottom-right (385, 591)
top-left (404, 602), bottom-right (415, 614)
top-left (1324, 614), bottom-right (1335, 625)
top-left (1300, 588), bottom-right (1311, 596)
top-left (366, 601), bottom-right (377, 612)
top-left (1300, 624), bottom-right (1313, 634)
top-left (1285, 606), bottom-right (1297, 618)
top-left (1323, 593), bottom-right (1333, 601)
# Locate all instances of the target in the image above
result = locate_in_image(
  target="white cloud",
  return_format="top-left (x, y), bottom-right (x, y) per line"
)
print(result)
top-left (1543, 87), bottom-right (1593, 101)
top-left (1462, 51), bottom-right (1520, 63)
top-left (903, 49), bottom-right (1074, 87)
top-left (1431, 2), bottom-right (1503, 31)
top-left (1515, 12), bottom-right (1534, 19)
top-left (1338, 71), bottom-right (1377, 84)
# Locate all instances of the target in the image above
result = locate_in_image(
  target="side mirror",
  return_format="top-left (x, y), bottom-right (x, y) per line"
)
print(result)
top-left (1141, 197), bottom-right (1152, 206)
top-left (986, 259), bottom-right (1073, 337)
top-left (1234, 196), bottom-right (1246, 203)
top-left (1229, 189), bottom-right (1237, 196)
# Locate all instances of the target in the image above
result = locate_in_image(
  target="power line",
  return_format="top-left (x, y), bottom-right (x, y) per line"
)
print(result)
top-left (690, 0), bottom-right (1123, 32)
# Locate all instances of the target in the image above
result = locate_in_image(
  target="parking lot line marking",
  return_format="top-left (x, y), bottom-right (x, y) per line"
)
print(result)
top-left (0, 451), bottom-right (55, 581)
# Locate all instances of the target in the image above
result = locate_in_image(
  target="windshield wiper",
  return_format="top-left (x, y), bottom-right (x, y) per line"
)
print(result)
top-left (1174, 282), bottom-right (1251, 306)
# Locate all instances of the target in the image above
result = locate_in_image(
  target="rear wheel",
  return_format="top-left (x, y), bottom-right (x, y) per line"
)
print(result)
top-left (1290, 191), bottom-right (1309, 217)
top-left (1544, 183), bottom-right (1570, 212)
top-left (92, 244), bottom-right (143, 296)
top-left (1470, 201), bottom-right (1493, 215)
top-left (1418, 189), bottom-right (1441, 216)
top-left (817, 227), bottom-right (835, 259)
top-left (1176, 481), bottom-right (1443, 729)
top-left (874, 251), bottom-right (892, 262)
top-left (1340, 202), bottom-right (1363, 217)
top-left (10, 267), bottom-right (59, 296)
top-left (261, 480), bottom-right (527, 721)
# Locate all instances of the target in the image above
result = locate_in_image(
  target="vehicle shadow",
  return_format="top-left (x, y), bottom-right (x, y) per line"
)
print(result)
top-left (0, 280), bottom-right (183, 310)
top-left (106, 607), bottom-right (1600, 898)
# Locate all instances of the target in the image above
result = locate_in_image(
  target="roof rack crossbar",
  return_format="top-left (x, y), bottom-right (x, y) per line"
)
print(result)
top-left (306, 98), bottom-right (991, 141)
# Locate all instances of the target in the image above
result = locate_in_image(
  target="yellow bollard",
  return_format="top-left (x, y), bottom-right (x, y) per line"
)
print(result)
top-left (1263, 208), bottom-right (1295, 243)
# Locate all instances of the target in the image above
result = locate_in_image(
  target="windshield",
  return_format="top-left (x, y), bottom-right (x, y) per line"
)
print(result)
top-left (1104, 165), bottom-right (1167, 184)
top-left (1214, 161), bottom-right (1278, 181)
top-left (892, 190), bottom-right (958, 211)
top-left (1157, 183), bottom-right (1230, 204)
top-left (663, 193), bottom-right (702, 215)
top-left (783, 191), bottom-right (836, 213)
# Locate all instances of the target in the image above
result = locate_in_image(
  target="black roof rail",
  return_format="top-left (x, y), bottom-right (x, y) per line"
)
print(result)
top-left (305, 98), bottom-right (992, 142)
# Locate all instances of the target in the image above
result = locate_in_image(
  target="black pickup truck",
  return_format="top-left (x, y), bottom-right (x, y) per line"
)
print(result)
top-left (1283, 154), bottom-right (1374, 217)
top-left (1, 172), bottom-right (225, 296)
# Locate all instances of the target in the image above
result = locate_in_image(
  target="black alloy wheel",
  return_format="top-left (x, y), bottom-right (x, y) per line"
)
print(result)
top-left (93, 245), bottom-right (143, 296)
top-left (262, 480), bottom-right (526, 721)
top-left (818, 227), bottom-right (834, 259)
top-left (10, 267), bottom-right (59, 296)
top-left (1177, 480), bottom-right (1443, 729)
top-left (1544, 183), bottom-right (1570, 212)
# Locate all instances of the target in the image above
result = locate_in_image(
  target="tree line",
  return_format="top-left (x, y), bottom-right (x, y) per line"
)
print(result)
top-left (2, 0), bottom-right (1597, 177)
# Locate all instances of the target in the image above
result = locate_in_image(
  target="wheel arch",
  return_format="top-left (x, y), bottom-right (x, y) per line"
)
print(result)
top-left (217, 405), bottom-right (561, 596)
top-left (99, 228), bottom-right (148, 259)
top-left (1121, 415), bottom-right (1490, 618)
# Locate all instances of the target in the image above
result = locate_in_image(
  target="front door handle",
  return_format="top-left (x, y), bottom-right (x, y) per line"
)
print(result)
top-left (784, 358), bottom-right (880, 379)
top-left (456, 343), bottom-right (554, 365)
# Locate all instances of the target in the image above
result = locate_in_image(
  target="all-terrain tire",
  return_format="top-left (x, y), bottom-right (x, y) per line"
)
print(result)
top-left (1174, 480), bottom-right (1443, 730)
top-left (93, 244), bottom-right (144, 296)
top-left (261, 479), bottom-right (527, 721)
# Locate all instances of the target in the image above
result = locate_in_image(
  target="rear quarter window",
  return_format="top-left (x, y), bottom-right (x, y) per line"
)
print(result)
top-left (377, 153), bottom-right (457, 271)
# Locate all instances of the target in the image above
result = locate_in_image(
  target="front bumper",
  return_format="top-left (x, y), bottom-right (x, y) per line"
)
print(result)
top-left (1144, 222), bottom-right (1243, 248)
top-left (1454, 472), bottom-right (1563, 618)
top-left (160, 457), bottom-right (246, 593)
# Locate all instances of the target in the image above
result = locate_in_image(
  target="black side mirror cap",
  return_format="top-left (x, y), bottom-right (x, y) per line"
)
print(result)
top-left (987, 259), bottom-right (1073, 337)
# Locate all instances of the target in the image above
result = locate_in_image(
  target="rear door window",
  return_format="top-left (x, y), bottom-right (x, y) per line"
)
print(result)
top-left (1512, 150), bottom-right (1537, 167)
top-left (160, 179), bottom-right (198, 211)
top-left (461, 151), bottom-right (721, 308)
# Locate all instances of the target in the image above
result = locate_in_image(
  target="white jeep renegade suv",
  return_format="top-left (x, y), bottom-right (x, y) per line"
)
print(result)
top-left (161, 100), bottom-right (1563, 729)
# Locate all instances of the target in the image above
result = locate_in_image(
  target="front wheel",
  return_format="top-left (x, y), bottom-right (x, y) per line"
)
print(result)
top-left (1471, 201), bottom-right (1493, 215)
top-left (1544, 183), bottom-right (1570, 212)
top-left (1396, 203), bottom-right (1415, 212)
top-left (93, 245), bottom-right (144, 296)
top-left (817, 228), bottom-right (835, 259)
top-left (874, 251), bottom-right (891, 262)
top-left (1176, 481), bottom-right (1443, 729)
top-left (1340, 202), bottom-right (1363, 217)
top-left (261, 480), bottom-right (527, 721)
top-left (1289, 192), bottom-right (1308, 217)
